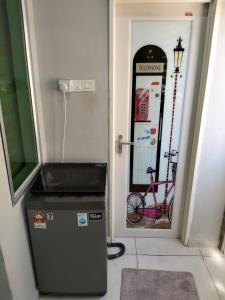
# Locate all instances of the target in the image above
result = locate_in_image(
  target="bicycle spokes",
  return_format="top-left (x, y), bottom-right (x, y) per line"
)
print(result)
top-left (127, 196), bottom-right (142, 211)
top-left (127, 193), bottom-right (144, 225)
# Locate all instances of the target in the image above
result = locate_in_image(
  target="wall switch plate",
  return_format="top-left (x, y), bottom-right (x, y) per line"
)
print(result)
top-left (72, 80), bottom-right (95, 92)
top-left (84, 80), bottom-right (95, 91)
top-left (72, 80), bottom-right (82, 91)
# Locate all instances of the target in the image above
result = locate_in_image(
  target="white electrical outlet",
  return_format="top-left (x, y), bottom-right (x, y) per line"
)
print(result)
top-left (58, 80), bottom-right (73, 92)
top-left (58, 79), bottom-right (96, 93)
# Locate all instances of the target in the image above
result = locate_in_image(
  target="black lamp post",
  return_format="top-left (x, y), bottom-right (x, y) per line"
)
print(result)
top-left (174, 37), bottom-right (184, 73)
top-left (163, 37), bottom-right (185, 215)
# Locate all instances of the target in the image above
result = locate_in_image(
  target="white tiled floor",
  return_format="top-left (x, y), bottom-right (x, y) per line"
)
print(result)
top-left (111, 237), bottom-right (136, 255)
top-left (136, 237), bottom-right (200, 256)
top-left (202, 249), bottom-right (225, 300)
top-left (40, 238), bottom-right (225, 300)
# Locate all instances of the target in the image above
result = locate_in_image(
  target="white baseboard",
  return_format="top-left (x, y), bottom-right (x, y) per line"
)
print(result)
top-left (32, 290), bottom-right (39, 300)
top-left (188, 240), bottom-right (219, 248)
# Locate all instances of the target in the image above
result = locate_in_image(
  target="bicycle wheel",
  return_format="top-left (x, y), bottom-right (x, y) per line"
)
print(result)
top-left (127, 192), bottom-right (145, 225)
top-left (168, 196), bottom-right (174, 223)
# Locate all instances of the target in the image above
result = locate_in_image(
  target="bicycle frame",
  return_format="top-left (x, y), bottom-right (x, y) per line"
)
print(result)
top-left (127, 162), bottom-right (177, 224)
top-left (144, 173), bottom-right (175, 208)
top-left (136, 170), bottom-right (176, 220)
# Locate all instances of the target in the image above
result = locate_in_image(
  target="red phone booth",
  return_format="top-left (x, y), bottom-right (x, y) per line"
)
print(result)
top-left (134, 88), bottom-right (149, 121)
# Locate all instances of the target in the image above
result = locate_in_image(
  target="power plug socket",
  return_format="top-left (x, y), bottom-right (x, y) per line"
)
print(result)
top-left (58, 80), bottom-right (73, 92)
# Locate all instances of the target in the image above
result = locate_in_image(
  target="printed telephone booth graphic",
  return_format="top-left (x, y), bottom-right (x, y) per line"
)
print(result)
top-left (135, 89), bottom-right (149, 121)
top-left (130, 45), bottom-right (167, 192)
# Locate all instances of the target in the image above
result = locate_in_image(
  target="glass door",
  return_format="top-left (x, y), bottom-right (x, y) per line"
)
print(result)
top-left (127, 21), bottom-right (191, 230)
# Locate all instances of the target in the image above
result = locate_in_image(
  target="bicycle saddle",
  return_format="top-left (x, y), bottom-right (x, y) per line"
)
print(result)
top-left (146, 167), bottom-right (156, 174)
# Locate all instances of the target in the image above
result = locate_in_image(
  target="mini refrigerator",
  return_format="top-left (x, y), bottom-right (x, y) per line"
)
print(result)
top-left (26, 163), bottom-right (107, 296)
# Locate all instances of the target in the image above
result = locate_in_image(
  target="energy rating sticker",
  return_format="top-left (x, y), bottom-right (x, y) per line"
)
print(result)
top-left (77, 213), bottom-right (88, 227)
top-left (32, 212), bottom-right (46, 229)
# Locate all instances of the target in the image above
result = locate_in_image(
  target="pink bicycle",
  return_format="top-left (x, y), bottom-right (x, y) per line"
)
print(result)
top-left (127, 161), bottom-right (177, 225)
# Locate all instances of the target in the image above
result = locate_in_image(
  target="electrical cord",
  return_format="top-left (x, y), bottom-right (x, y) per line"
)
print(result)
top-left (60, 87), bottom-right (125, 259)
top-left (107, 242), bottom-right (126, 260)
top-left (61, 91), bottom-right (67, 163)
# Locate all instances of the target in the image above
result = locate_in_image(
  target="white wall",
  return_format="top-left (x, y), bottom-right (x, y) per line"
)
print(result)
top-left (189, 0), bottom-right (225, 243)
top-left (1, 2), bottom-right (108, 299)
top-left (0, 247), bottom-right (13, 300)
top-left (0, 136), bottom-right (38, 300)
top-left (31, 0), bottom-right (109, 163)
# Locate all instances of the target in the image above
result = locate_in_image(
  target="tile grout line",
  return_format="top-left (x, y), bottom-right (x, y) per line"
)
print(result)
top-left (135, 238), bottom-right (138, 268)
top-left (199, 248), bottom-right (222, 300)
top-left (137, 254), bottom-right (201, 256)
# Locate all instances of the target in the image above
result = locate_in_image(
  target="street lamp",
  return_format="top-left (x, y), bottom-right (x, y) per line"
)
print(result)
top-left (174, 37), bottom-right (184, 73)
top-left (164, 37), bottom-right (185, 214)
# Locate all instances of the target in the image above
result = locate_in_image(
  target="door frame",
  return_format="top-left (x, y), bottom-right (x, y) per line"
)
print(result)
top-left (109, 0), bottom-right (222, 243)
